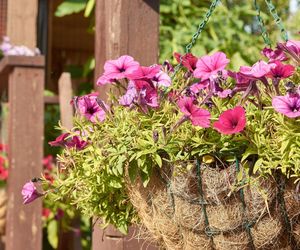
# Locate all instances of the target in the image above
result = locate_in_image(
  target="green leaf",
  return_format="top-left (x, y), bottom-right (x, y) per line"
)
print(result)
top-left (55, 0), bottom-right (86, 17)
top-left (154, 154), bottom-right (162, 167)
top-left (84, 0), bottom-right (95, 17)
top-left (47, 220), bottom-right (58, 249)
top-left (128, 161), bottom-right (138, 183)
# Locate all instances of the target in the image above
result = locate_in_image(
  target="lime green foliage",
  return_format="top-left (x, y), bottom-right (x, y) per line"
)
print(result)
top-left (49, 64), bottom-right (300, 232)
top-left (160, 0), bottom-right (290, 65)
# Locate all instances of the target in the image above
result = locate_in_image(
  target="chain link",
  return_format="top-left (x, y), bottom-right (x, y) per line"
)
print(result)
top-left (264, 0), bottom-right (288, 42)
top-left (253, 0), bottom-right (271, 47)
top-left (172, 0), bottom-right (221, 77)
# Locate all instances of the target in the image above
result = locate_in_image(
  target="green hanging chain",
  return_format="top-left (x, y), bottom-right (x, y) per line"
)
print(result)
top-left (265, 0), bottom-right (288, 42)
top-left (172, 0), bottom-right (221, 76)
top-left (253, 0), bottom-right (271, 47)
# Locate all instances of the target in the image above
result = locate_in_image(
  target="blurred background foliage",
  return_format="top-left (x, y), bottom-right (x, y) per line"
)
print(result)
top-left (55, 0), bottom-right (300, 69)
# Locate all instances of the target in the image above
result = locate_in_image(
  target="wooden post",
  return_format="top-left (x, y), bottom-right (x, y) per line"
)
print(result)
top-left (93, 0), bottom-right (159, 249)
top-left (6, 0), bottom-right (38, 49)
top-left (57, 72), bottom-right (82, 250)
top-left (0, 56), bottom-right (44, 250)
top-left (58, 72), bottom-right (73, 130)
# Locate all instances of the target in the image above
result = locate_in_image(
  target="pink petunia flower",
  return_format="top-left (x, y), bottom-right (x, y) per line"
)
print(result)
top-left (127, 65), bottom-right (161, 80)
top-left (42, 208), bottom-right (51, 218)
top-left (134, 80), bottom-right (159, 108)
top-left (228, 71), bottom-right (251, 91)
top-left (177, 96), bottom-right (211, 128)
top-left (152, 71), bottom-right (171, 87)
top-left (96, 55), bottom-right (140, 85)
top-left (267, 60), bottom-right (295, 79)
top-left (194, 52), bottom-right (230, 81)
top-left (43, 155), bottom-right (54, 171)
top-left (190, 80), bottom-right (209, 94)
top-left (277, 40), bottom-right (300, 62)
top-left (77, 93), bottom-right (107, 123)
top-left (239, 61), bottom-right (272, 79)
top-left (22, 181), bottom-right (43, 204)
top-left (261, 47), bottom-right (287, 62)
top-left (213, 106), bottom-right (246, 135)
top-left (174, 52), bottom-right (198, 72)
top-left (272, 94), bottom-right (300, 118)
top-left (49, 133), bottom-right (88, 150)
top-left (119, 80), bottom-right (138, 107)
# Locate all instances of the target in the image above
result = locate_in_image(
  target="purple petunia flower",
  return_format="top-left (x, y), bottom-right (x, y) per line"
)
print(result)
top-left (272, 94), bottom-right (300, 118)
top-left (22, 181), bottom-right (43, 204)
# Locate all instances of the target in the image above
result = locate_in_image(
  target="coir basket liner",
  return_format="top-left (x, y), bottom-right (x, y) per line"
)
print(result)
top-left (127, 161), bottom-right (300, 250)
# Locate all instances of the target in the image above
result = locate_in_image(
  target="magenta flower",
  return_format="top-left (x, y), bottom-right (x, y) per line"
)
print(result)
top-left (177, 96), bottom-right (211, 128)
top-left (49, 133), bottom-right (88, 150)
top-left (174, 52), bottom-right (198, 72)
top-left (213, 106), bottom-right (246, 135)
top-left (272, 94), bottom-right (300, 118)
top-left (267, 61), bottom-right (295, 79)
top-left (261, 47), bottom-right (287, 62)
top-left (239, 61), bottom-right (272, 79)
top-left (228, 71), bottom-right (251, 90)
top-left (96, 55), bottom-right (140, 85)
top-left (127, 65), bottom-right (161, 80)
top-left (190, 80), bottom-right (209, 94)
top-left (194, 52), bottom-right (230, 81)
top-left (77, 93), bottom-right (107, 123)
top-left (277, 40), bottom-right (300, 62)
top-left (22, 181), bottom-right (43, 204)
top-left (48, 133), bottom-right (69, 147)
top-left (135, 80), bottom-right (159, 108)
top-left (152, 71), bottom-right (171, 87)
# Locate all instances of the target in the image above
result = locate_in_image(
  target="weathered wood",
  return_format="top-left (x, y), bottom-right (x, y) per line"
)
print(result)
top-left (58, 72), bottom-right (73, 130)
top-left (3, 56), bottom-right (44, 250)
top-left (93, 0), bottom-right (159, 249)
top-left (6, 0), bottom-right (38, 49)
top-left (94, 0), bottom-right (160, 98)
top-left (44, 95), bottom-right (59, 104)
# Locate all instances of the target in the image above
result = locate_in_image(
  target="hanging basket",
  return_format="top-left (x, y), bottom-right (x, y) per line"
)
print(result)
top-left (0, 187), bottom-right (7, 236)
top-left (127, 161), bottom-right (300, 250)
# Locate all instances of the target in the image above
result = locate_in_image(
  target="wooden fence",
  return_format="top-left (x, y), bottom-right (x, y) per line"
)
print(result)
top-left (0, 0), bottom-right (160, 249)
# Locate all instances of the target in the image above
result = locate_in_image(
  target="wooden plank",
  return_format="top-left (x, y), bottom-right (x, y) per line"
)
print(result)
top-left (58, 72), bottom-right (73, 130)
top-left (93, 0), bottom-right (159, 249)
top-left (6, 0), bottom-right (38, 49)
top-left (44, 95), bottom-right (59, 104)
top-left (5, 63), bottom-right (44, 250)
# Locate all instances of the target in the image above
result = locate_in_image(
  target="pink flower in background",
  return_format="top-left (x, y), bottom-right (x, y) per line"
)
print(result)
top-left (152, 71), bottom-right (171, 87)
top-left (77, 93), bottom-right (107, 123)
top-left (49, 133), bottom-right (88, 150)
top-left (43, 155), bottom-right (54, 171)
top-left (0, 164), bottom-right (8, 181)
top-left (174, 52), bottom-right (198, 72)
top-left (213, 106), bottom-right (246, 135)
top-left (127, 65), bottom-right (161, 80)
top-left (272, 94), bottom-right (300, 118)
top-left (194, 52), bottom-right (230, 81)
top-left (267, 61), bottom-right (295, 79)
top-left (239, 61), bottom-right (272, 79)
top-left (42, 208), bottom-right (51, 218)
top-left (261, 47), bottom-right (287, 62)
top-left (96, 55), bottom-right (140, 85)
top-left (119, 81), bottom-right (138, 106)
top-left (22, 181), bottom-right (43, 204)
top-left (55, 208), bottom-right (64, 220)
top-left (177, 96), bottom-right (211, 127)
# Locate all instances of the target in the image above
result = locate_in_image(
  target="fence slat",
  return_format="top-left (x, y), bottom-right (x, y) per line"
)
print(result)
top-left (4, 57), bottom-right (44, 250)
top-left (93, 0), bottom-right (159, 249)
